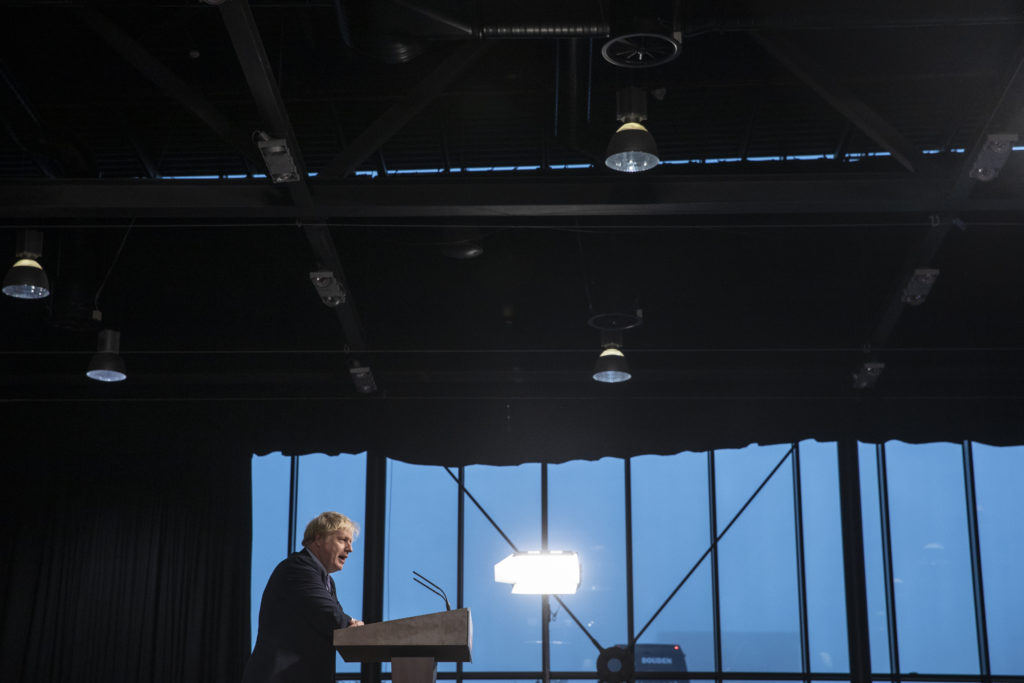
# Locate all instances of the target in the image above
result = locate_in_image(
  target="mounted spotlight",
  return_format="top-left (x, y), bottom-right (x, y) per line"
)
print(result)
top-left (605, 87), bottom-right (659, 173)
top-left (593, 330), bottom-right (631, 383)
top-left (256, 131), bottom-right (300, 183)
top-left (349, 360), bottom-right (378, 394)
top-left (441, 227), bottom-right (484, 260)
top-left (969, 132), bottom-right (1017, 182)
top-left (3, 229), bottom-right (50, 300)
top-left (901, 268), bottom-right (940, 306)
top-left (852, 361), bottom-right (884, 390)
top-left (86, 329), bottom-right (127, 383)
top-left (309, 270), bottom-right (347, 308)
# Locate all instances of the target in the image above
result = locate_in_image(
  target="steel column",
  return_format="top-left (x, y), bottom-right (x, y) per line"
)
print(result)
top-left (456, 465), bottom-right (465, 683)
top-left (708, 450), bottom-right (723, 675)
top-left (875, 444), bottom-right (901, 676)
top-left (361, 452), bottom-right (387, 683)
top-left (837, 439), bottom-right (871, 683)
top-left (624, 455), bottom-right (636, 660)
top-left (961, 441), bottom-right (992, 678)
top-left (541, 462), bottom-right (550, 683)
top-left (791, 443), bottom-right (811, 680)
top-left (287, 454), bottom-right (299, 554)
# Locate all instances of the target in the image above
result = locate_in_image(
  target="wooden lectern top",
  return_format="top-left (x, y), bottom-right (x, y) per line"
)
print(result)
top-left (333, 608), bottom-right (472, 663)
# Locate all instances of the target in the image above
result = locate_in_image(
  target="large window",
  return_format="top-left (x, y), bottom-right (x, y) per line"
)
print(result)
top-left (382, 460), bottom-right (459, 674)
top-left (250, 451), bottom-right (290, 650)
top-left (251, 440), bottom-right (1023, 683)
top-left (798, 441), bottom-right (848, 674)
top-left (972, 443), bottom-right (1024, 674)
top-left (548, 457), bottom-right (626, 671)
top-left (631, 451), bottom-right (713, 670)
top-left (716, 444), bottom-right (801, 672)
top-left (250, 451), bottom-right (366, 674)
top-left (463, 462), bottom-right (541, 671)
top-left (885, 441), bottom-right (978, 674)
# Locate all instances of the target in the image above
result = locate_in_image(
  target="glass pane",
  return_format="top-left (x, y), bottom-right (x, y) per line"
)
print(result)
top-left (295, 452), bottom-right (368, 673)
top-left (799, 441), bottom-right (848, 673)
top-left (631, 451), bottom-right (714, 673)
top-left (250, 452), bottom-right (291, 650)
top-left (971, 443), bottom-right (1024, 675)
top-left (383, 460), bottom-right (459, 672)
top-left (885, 441), bottom-right (978, 675)
top-left (858, 442), bottom-right (891, 675)
top-left (715, 443), bottom-right (801, 672)
top-left (549, 457), bottom-right (626, 671)
top-left (464, 462), bottom-right (541, 671)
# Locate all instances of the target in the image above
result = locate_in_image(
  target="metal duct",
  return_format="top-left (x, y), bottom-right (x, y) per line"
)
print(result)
top-left (334, 0), bottom-right (608, 63)
top-left (479, 22), bottom-right (610, 38)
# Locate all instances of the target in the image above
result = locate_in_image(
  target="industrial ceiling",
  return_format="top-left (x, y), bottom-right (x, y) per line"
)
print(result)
top-left (1, 1), bottom-right (1023, 427)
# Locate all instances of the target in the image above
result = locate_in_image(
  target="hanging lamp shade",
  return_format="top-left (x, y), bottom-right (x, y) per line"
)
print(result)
top-left (3, 258), bottom-right (50, 299)
top-left (86, 329), bottom-right (127, 382)
top-left (605, 122), bottom-right (660, 173)
top-left (593, 347), bottom-right (631, 383)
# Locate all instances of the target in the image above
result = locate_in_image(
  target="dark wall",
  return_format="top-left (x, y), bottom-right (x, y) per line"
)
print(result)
top-left (6, 395), bottom-right (1024, 466)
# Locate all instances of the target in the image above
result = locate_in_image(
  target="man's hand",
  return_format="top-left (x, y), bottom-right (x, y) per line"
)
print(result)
top-left (348, 618), bottom-right (365, 627)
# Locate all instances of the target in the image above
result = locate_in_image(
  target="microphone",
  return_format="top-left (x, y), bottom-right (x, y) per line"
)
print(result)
top-left (412, 571), bottom-right (451, 611)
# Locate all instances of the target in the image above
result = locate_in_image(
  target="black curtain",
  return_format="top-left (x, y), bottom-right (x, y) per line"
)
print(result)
top-left (0, 446), bottom-right (250, 683)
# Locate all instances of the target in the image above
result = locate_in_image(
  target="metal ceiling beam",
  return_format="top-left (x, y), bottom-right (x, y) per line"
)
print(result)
top-left (317, 41), bottom-right (490, 179)
top-left (0, 59), bottom-right (85, 177)
top-left (76, 8), bottom-right (260, 170)
top-left (853, 37), bottom-right (1024, 375)
top-left (216, 0), bottom-right (307, 178)
top-left (867, 214), bottom-right (956, 352)
top-left (750, 31), bottom-right (922, 173)
top-left (5, 167), bottom-right (1024, 218)
top-left (853, 38), bottom-right (1024, 386)
top-left (216, 0), bottom-right (368, 352)
top-left (946, 35), bottom-right (1024, 201)
top-left (715, 0), bottom-right (1024, 31)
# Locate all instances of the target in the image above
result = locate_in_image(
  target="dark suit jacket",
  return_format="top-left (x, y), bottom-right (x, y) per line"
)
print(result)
top-left (242, 549), bottom-right (354, 683)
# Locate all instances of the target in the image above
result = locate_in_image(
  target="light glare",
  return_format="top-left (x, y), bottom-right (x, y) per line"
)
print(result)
top-left (494, 551), bottom-right (580, 594)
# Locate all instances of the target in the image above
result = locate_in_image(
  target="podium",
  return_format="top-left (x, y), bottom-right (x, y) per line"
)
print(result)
top-left (334, 608), bottom-right (472, 683)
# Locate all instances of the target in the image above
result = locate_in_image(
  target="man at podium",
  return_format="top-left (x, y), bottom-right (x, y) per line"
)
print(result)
top-left (243, 511), bottom-right (365, 683)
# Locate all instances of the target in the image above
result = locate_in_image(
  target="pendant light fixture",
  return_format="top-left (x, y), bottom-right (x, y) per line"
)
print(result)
top-left (3, 229), bottom-right (51, 300)
top-left (86, 328), bottom-right (127, 382)
top-left (593, 330), bottom-right (632, 383)
top-left (605, 87), bottom-right (660, 173)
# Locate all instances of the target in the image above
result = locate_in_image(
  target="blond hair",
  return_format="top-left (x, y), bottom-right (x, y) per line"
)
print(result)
top-left (301, 511), bottom-right (359, 547)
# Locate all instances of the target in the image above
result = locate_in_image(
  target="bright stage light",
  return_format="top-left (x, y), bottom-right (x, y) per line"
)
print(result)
top-left (494, 551), bottom-right (580, 595)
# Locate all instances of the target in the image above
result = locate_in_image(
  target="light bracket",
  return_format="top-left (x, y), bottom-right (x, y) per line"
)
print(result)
top-left (616, 86), bottom-right (648, 124)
